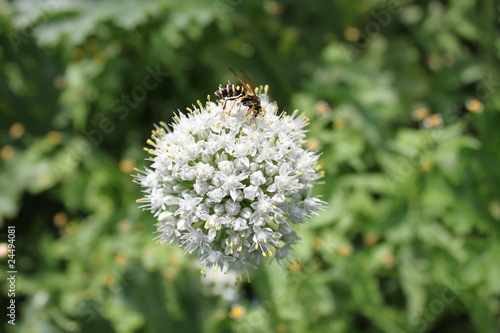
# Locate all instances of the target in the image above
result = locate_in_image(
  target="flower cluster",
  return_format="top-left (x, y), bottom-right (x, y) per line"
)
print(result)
top-left (134, 88), bottom-right (325, 283)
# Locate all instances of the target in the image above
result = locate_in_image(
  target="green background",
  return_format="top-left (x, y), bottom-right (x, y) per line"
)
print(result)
top-left (1, 0), bottom-right (499, 332)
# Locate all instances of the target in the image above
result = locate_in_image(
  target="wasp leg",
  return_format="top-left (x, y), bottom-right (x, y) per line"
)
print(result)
top-left (221, 97), bottom-right (239, 122)
top-left (218, 96), bottom-right (248, 125)
top-left (222, 99), bottom-right (230, 120)
top-left (217, 97), bottom-right (238, 125)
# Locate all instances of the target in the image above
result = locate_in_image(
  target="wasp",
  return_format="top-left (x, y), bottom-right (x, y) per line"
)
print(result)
top-left (214, 67), bottom-right (263, 120)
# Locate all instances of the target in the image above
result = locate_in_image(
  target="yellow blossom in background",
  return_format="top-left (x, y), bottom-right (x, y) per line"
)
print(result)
top-left (465, 98), bottom-right (484, 113)
top-left (314, 100), bottom-right (331, 117)
top-left (47, 131), bottom-right (62, 145)
top-left (53, 212), bottom-right (68, 227)
top-left (2, 145), bottom-right (14, 160)
top-left (363, 233), bottom-right (379, 246)
top-left (422, 114), bottom-right (443, 128)
top-left (338, 244), bottom-right (353, 257)
top-left (412, 107), bottom-right (430, 121)
top-left (229, 304), bottom-right (246, 320)
top-left (9, 123), bottom-right (25, 139)
top-left (344, 27), bottom-right (361, 42)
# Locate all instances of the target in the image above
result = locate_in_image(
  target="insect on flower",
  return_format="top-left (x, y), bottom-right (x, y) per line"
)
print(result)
top-left (214, 67), bottom-right (263, 121)
top-left (134, 82), bottom-right (326, 283)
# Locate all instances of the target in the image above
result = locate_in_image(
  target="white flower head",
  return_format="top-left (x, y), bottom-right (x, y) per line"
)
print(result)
top-left (134, 87), bottom-right (325, 283)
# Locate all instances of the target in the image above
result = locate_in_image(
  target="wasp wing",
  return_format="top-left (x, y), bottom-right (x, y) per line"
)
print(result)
top-left (228, 67), bottom-right (258, 98)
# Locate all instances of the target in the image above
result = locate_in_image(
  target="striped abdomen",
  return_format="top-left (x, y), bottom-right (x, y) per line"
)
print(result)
top-left (214, 84), bottom-right (246, 101)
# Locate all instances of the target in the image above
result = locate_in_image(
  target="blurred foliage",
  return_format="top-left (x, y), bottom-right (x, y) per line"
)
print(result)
top-left (1, 0), bottom-right (499, 332)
